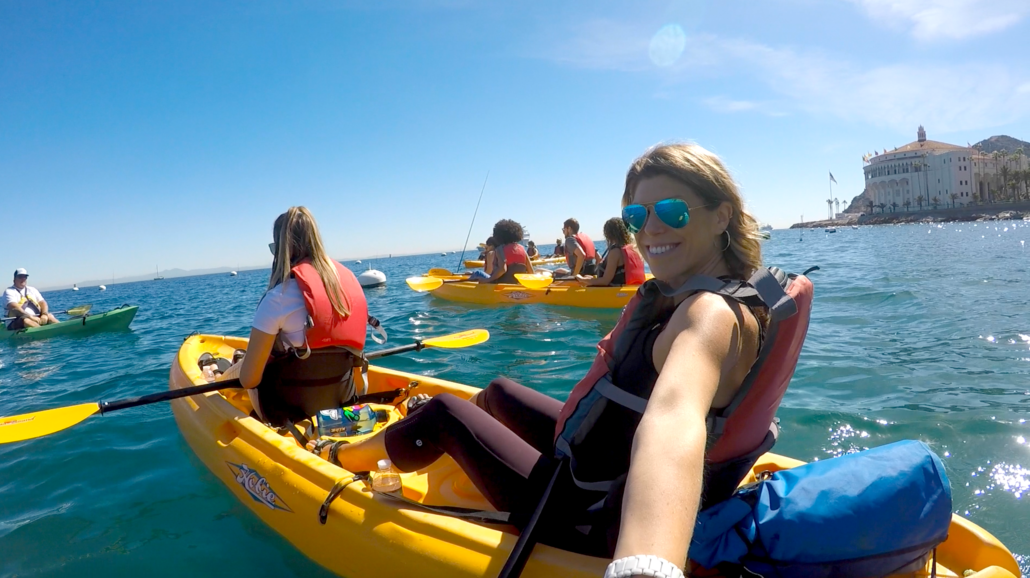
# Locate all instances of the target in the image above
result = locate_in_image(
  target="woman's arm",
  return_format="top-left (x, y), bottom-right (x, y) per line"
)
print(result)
top-left (524, 253), bottom-right (535, 274)
top-left (614, 293), bottom-right (750, 568)
top-left (221, 327), bottom-right (277, 389)
top-left (582, 249), bottom-right (621, 286)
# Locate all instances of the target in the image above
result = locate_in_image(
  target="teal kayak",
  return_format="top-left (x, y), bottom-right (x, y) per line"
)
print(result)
top-left (1, 305), bottom-right (139, 341)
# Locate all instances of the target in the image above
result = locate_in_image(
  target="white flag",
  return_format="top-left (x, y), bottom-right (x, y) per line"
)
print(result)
top-left (829, 172), bottom-right (837, 184)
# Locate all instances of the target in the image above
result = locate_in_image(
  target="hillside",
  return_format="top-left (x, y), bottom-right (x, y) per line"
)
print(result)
top-left (972, 135), bottom-right (1030, 155)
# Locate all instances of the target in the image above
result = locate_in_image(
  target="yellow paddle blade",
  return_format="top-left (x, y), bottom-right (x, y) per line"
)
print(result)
top-left (422, 329), bottom-right (489, 349)
top-left (406, 276), bottom-right (444, 292)
top-left (0, 402), bottom-right (100, 444)
top-left (67, 304), bottom-right (92, 316)
top-left (514, 273), bottom-right (554, 289)
top-left (427, 268), bottom-right (454, 277)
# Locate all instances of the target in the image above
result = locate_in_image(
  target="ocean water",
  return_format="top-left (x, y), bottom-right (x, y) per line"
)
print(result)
top-left (1, 225), bottom-right (1029, 577)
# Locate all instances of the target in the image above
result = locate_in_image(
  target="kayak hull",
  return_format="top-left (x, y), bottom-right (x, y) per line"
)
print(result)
top-left (464, 257), bottom-right (565, 269)
top-left (170, 334), bottom-right (1020, 578)
top-left (0, 305), bottom-right (138, 341)
top-left (428, 281), bottom-right (640, 309)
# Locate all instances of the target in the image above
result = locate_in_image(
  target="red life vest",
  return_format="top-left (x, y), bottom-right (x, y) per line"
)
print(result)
top-left (291, 259), bottom-right (368, 352)
top-left (566, 232), bottom-right (597, 266)
top-left (554, 269), bottom-right (813, 502)
top-left (619, 246), bottom-right (646, 285)
top-left (501, 243), bottom-right (529, 272)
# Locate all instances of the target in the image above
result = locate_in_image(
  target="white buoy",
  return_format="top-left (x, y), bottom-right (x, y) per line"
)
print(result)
top-left (440, 252), bottom-right (447, 256)
top-left (230, 271), bottom-right (238, 276)
top-left (357, 269), bottom-right (387, 288)
top-left (355, 260), bottom-right (362, 265)
top-left (99, 285), bottom-right (107, 291)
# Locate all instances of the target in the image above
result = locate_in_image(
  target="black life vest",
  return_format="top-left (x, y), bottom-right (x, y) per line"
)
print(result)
top-left (552, 268), bottom-right (814, 553)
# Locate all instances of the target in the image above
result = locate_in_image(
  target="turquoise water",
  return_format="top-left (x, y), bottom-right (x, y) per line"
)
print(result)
top-left (2, 225), bottom-right (1029, 577)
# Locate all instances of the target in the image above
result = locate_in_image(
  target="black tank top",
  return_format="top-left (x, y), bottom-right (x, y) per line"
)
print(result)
top-left (596, 247), bottom-right (627, 286)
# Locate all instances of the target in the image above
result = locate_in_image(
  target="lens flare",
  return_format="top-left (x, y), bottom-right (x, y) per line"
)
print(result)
top-left (649, 23), bottom-right (686, 67)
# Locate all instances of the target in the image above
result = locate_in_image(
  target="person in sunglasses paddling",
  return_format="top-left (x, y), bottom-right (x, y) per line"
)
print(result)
top-left (4, 269), bottom-right (59, 330)
top-left (307, 144), bottom-right (812, 578)
top-left (562, 218), bottom-right (598, 276)
top-left (578, 218), bottom-right (646, 287)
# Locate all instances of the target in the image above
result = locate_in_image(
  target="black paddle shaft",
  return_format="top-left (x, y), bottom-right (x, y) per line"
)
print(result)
top-left (98, 379), bottom-right (243, 414)
top-left (497, 458), bottom-right (567, 578)
top-left (97, 339), bottom-right (432, 415)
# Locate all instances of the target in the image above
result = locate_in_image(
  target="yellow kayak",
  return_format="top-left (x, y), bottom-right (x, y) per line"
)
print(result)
top-left (464, 256), bottom-right (566, 269)
top-left (171, 334), bottom-right (1020, 578)
top-left (427, 279), bottom-right (641, 308)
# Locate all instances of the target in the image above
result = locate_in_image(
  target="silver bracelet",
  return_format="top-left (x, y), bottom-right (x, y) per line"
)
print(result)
top-left (604, 555), bottom-right (685, 578)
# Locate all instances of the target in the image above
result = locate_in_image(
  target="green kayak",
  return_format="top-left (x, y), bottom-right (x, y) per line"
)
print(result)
top-left (1, 305), bottom-right (139, 341)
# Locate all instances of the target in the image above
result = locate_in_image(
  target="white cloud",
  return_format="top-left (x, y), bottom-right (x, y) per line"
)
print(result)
top-left (540, 25), bottom-right (1030, 133)
top-left (847, 0), bottom-right (1030, 40)
top-left (702, 96), bottom-right (760, 113)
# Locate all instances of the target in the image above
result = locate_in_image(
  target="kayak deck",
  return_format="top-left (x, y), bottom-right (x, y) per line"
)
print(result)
top-left (0, 305), bottom-right (138, 341)
top-left (170, 335), bottom-right (1020, 578)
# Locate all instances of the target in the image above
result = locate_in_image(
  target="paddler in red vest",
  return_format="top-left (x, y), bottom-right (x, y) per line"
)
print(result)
top-left (217, 206), bottom-right (368, 427)
top-left (309, 144), bottom-right (812, 577)
top-left (579, 217), bottom-right (646, 286)
top-left (481, 219), bottom-right (535, 284)
top-left (562, 217), bottom-right (598, 276)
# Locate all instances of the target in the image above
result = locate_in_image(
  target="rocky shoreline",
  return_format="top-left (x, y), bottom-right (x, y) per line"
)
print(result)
top-left (790, 207), bottom-right (1030, 229)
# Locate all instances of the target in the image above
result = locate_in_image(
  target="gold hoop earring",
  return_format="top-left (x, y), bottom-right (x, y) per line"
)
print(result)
top-left (721, 230), bottom-right (732, 251)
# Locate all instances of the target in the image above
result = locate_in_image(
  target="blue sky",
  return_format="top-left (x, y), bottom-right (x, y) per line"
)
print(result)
top-left (3, 0), bottom-right (1030, 287)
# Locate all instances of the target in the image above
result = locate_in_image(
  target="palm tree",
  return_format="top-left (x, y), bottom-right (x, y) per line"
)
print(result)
top-left (931, 196), bottom-right (940, 209)
top-left (949, 192), bottom-right (959, 208)
top-left (972, 192), bottom-right (980, 205)
top-left (826, 198), bottom-right (833, 220)
top-left (890, 201), bottom-right (899, 213)
top-left (865, 199), bottom-right (874, 214)
top-left (903, 199), bottom-right (911, 211)
top-left (834, 198), bottom-right (840, 216)
top-left (992, 151), bottom-right (1003, 202)
top-left (876, 203), bottom-right (887, 214)
top-left (916, 194), bottom-right (924, 210)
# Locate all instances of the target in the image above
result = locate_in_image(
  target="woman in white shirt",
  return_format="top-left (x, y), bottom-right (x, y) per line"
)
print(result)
top-left (218, 207), bottom-right (368, 426)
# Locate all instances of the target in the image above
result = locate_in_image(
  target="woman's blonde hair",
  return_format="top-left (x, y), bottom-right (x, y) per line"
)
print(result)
top-left (622, 143), bottom-right (762, 279)
top-left (269, 206), bottom-right (351, 318)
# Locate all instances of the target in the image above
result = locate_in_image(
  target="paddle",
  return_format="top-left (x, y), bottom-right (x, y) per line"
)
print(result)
top-left (1, 304), bottom-right (92, 322)
top-left (0, 329), bottom-right (490, 444)
top-left (513, 274), bottom-right (554, 289)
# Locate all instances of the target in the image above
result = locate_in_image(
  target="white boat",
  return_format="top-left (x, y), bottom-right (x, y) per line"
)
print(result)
top-left (229, 271), bottom-right (238, 276)
top-left (99, 285), bottom-right (107, 291)
top-left (357, 269), bottom-right (387, 288)
top-left (72, 284), bottom-right (78, 291)
top-left (154, 265), bottom-right (164, 281)
top-left (825, 228), bottom-right (837, 233)
top-left (440, 252), bottom-right (447, 256)
top-left (852, 225), bottom-right (859, 230)
top-left (355, 260), bottom-right (362, 265)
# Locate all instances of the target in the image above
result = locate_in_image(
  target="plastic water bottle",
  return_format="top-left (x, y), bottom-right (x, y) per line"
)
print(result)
top-left (373, 459), bottom-right (402, 493)
top-left (316, 404), bottom-right (377, 437)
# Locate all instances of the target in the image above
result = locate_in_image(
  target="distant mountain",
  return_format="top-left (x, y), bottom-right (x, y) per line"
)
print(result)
top-left (973, 135), bottom-right (1030, 155)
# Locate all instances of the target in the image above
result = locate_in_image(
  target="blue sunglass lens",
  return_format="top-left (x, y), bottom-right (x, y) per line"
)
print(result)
top-left (654, 199), bottom-right (689, 229)
top-left (622, 205), bottom-right (648, 233)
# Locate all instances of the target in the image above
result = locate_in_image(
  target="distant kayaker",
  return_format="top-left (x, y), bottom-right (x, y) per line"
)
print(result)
top-left (310, 144), bottom-right (811, 576)
top-left (551, 237), bottom-right (565, 257)
top-left (526, 240), bottom-right (540, 259)
top-left (578, 217), bottom-right (645, 287)
top-left (562, 218), bottom-right (598, 276)
top-left (217, 207), bottom-right (368, 426)
top-left (467, 237), bottom-right (496, 281)
top-left (481, 219), bottom-right (534, 284)
top-left (3, 269), bottom-right (59, 329)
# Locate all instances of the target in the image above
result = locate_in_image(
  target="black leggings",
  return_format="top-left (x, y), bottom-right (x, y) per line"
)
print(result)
top-left (383, 378), bottom-right (562, 519)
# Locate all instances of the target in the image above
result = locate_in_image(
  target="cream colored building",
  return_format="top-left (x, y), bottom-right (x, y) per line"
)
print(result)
top-left (864, 126), bottom-right (982, 210)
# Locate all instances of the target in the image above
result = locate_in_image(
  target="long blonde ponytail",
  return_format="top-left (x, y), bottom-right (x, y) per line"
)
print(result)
top-left (269, 206), bottom-right (351, 318)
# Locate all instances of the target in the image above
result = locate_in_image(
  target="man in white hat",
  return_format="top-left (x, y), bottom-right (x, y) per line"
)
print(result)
top-left (3, 269), bottom-right (58, 330)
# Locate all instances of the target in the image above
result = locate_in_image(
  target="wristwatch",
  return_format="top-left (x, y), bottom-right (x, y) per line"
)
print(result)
top-left (604, 555), bottom-right (685, 578)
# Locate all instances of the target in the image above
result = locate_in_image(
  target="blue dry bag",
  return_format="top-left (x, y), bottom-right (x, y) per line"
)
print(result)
top-left (689, 440), bottom-right (952, 578)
